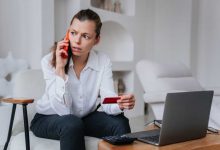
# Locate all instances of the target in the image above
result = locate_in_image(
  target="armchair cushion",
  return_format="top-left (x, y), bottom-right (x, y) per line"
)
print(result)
top-left (143, 60), bottom-right (192, 78)
top-left (136, 60), bottom-right (200, 93)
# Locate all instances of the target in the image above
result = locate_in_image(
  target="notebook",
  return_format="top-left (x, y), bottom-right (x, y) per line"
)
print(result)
top-left (126, 91), bottom-right (214, 146)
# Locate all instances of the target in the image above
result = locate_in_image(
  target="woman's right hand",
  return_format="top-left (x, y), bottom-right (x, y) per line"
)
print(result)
top-left (55, 39), bottom-right (69, 79)
top-left (55, 39), bottom-right (69, 69)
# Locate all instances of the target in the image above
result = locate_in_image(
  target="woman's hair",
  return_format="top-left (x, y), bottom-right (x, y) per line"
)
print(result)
top-left (50, 9), bottom-right (102, 73)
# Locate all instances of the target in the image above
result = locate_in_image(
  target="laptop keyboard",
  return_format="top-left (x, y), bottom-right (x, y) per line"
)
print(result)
top-left (141, 135), bottom-right (160, 143)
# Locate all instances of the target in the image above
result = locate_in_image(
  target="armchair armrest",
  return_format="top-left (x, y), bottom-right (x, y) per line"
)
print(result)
top-left (143, 90), bottom-right (186, 104)
top-left (212, 88), bottom-right (220, 96)
top-left (204, 87), bottom-right (220, 96)
top-left (1, 98), bottom-right (34, 104)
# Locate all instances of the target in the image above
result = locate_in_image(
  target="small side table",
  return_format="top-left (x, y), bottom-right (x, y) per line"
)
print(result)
top-left (0, 98), bottom-right (34, 150)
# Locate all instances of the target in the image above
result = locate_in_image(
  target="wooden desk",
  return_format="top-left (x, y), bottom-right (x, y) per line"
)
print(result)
top-left (98, 125), bottom-right (220, 150)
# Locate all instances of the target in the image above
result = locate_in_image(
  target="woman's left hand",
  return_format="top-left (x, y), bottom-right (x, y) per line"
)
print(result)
top-left (117, 94), bottom-right (135, 110)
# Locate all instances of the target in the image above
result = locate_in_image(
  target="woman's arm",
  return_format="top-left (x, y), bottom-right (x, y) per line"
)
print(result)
top-left (39, 54), bottom-right (72, 115)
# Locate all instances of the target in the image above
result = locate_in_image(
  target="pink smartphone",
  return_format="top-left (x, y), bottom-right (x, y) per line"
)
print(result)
top-left (103, 97), bottom-right (121, 104)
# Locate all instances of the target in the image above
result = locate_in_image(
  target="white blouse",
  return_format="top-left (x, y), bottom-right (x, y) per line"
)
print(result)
top-left (36, 50), bottom-right (122, 117)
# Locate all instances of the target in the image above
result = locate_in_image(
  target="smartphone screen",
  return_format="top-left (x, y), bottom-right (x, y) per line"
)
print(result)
top-left (102, 97), bottom-right (121, 104)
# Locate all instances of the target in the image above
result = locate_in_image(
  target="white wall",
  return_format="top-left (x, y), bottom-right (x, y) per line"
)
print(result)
top-left (0, 0), bottom-right (54, 69)
top-left (42, 0), bottom-right (55, 57)
top-left (54, 0), bottom-right (80, 42)
top-left (0, 0), bottom-right (26, 58)
top-left (152, 0), bottom-right (192, 67)
top-left (191, 0), bottom-right (220, 88)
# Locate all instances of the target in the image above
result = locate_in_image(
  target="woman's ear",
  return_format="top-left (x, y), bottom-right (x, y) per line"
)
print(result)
top-left (94, 36), bottom-right (100, 45)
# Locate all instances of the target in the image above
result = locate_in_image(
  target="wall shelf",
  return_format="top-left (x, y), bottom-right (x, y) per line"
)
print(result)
top-left (90, 0), bottom-right (135, 16)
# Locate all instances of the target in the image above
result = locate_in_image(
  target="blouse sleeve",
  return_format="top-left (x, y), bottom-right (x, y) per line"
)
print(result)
top-left (39, 55), bottom-right (72, 115)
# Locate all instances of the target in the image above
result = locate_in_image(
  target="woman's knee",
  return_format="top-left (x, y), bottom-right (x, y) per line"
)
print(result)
top-left (59, 115), bottom-right (84, 136)
top-left (111, 115), bottom-right (131, 135)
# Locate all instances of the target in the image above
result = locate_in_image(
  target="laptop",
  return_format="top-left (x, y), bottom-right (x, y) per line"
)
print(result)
top-left (126, 91), bottom-right (214, 146)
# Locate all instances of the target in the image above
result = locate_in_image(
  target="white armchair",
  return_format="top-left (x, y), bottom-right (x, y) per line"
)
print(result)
top-left (136, 59), bottom-right (220, 129)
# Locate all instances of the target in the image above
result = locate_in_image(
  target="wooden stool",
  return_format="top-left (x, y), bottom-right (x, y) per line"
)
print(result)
top-left (0, 98), bottom-right (34, 150)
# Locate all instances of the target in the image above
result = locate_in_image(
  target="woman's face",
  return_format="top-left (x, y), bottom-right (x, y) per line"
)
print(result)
top-left (69, 18), bottom-right (99, 57)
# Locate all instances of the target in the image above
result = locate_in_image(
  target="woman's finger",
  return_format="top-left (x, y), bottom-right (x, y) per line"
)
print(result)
top-left (57, 40), bottom-right (69, 51)
top-left (119, 101), bottom-right (135, 109)
top-left (120, 94), bottom-right (133, 100)
top-left (118, 98), bottom-right (135, 103)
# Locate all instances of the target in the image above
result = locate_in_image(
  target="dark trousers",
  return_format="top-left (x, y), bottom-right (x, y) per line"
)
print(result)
top-left (30, 111), bottom-right (131, 150)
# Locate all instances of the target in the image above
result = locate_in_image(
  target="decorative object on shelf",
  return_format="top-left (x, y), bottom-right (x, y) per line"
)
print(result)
top-left (118, 78), bottom-right (125, 95)
top-left (91, 0), bottom-right (105, 9)
top-left (91, 0), bottom-right (123, 14)
top-left (114, 0), bottom-right (122, 13)
top-left (104, 0), bottom-right (114, 12)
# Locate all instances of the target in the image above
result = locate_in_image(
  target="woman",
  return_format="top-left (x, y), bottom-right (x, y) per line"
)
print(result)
top-left (30, 9), bottom-right (135, 150)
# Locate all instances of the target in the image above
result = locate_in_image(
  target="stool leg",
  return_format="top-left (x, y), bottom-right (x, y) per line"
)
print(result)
top-left (22, 104), bottom-right (30, 150)
top-left (4, 104), bottom-right (17, 150)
